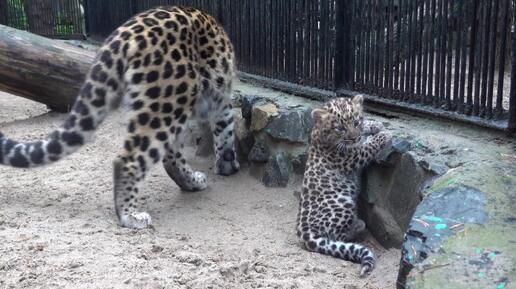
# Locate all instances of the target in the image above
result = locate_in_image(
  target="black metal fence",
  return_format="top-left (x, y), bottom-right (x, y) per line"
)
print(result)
top-left (85, 0), bottom-right (338, 90)
top-left (83, 0), bottom-right (516, 131)
top-left (84, 0), bottom-right (220, 40)
top-left (339, 0), bottom-right (515, 130)
top-left (0, 0), bottom-right (85, 39)
top-left (1, 0), bottom-right (514, 130)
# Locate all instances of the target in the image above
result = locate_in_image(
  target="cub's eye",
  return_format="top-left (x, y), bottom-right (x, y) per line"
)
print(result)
top-left (335, 126), bottom-right (346, 132)
top-left (353, 120), bottom-right (362, 127)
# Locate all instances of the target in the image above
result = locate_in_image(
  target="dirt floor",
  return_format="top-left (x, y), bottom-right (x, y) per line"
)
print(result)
top-left (0, 91), bottom-right (400, 289)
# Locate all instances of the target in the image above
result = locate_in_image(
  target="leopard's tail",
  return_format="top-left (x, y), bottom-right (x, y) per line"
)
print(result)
top-left (0, 54), bottom-right (123, 168)
top-left (301, 234), bottom-right (375, 277)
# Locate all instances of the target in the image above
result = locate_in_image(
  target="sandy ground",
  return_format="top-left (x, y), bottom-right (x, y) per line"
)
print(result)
top-left (0, 92), bottom-right (400, 289)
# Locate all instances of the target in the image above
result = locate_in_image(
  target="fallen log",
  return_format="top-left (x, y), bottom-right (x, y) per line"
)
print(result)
top-left (0, 25), bottom-right (95, 112)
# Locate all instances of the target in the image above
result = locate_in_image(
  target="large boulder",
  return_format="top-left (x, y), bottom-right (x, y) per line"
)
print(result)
top-left (359, 138), bottom-right (440, 248)
top-left (396, 185), bottom-right (488, 289)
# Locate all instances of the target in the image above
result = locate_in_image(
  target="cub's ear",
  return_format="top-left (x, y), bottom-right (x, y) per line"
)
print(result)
top-left (352, 95), bottom-right (364, 106)
top-left (311, 108), bottom-right (329, 121)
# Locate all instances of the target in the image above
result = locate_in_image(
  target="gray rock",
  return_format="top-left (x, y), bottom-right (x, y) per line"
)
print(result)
top-left (292, 152), bottom-right (309, 175)
top-left (360, 151), bottom-right (432, 248)
top-left (251, 103), bottom-right (279, 132)
top-left (392, 138), bottom-right (412, 153)
top-left (262, 153), bottom-right (291, 187)
top-left (442, 148), bottom-right (457, 155)
top-left (397, 185), bottom-right (487, 288)
top-left (248, 141), bottom-right (270, 163)
top-left (236, 135), bottom-right (255, 160)
top-left (358, 204), bottom-right (405, 248)
top-left (194, 122), bottom-right (214, 157)
top-left (376, 138), bottom-right (411, 163)
top-left (419, 159), bottom-right (449, 176)
top-left (266, 108), bottom-right (313, 143)
top-left (445, 158), bottom-right (465, 169)
top-left (233, 110), bottom-right (254, 160)
top-left (241, 95), bottom-right (262, 120)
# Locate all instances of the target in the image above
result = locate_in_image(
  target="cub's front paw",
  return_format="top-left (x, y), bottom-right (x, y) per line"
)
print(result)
top-left (373, 132), bottom-right (392, 148)
top-left (363, 120), bottom-right (385, 135)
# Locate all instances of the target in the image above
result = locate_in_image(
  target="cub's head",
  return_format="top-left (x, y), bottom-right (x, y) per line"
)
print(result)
top-left (311, 95), bottom-right (364, 149)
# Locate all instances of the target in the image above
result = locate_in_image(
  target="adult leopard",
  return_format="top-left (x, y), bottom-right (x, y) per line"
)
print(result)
top-left (0, 6), bottom-right (239, 229)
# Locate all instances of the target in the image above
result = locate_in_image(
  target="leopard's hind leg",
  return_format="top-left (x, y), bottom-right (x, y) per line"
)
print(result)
top-left (210, 102), bottom-right (239, 176)
top-left (114, 123), bottom-right (169, 229)
top-left (162, 133), bottom-right (208, 192)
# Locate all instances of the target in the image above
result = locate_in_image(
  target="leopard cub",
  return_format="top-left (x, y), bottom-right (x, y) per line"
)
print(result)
top-left (297, 95), bottom-right (391, 277)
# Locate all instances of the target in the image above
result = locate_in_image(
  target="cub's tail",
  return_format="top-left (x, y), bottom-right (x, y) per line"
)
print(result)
top-left (0, 50), bottom-right (123, 168)
top-left (301, 233), bottom-right (375, 277)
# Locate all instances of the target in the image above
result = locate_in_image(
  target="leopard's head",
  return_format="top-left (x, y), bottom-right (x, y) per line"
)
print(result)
top-left (311, 95), bottom-right (364, 150)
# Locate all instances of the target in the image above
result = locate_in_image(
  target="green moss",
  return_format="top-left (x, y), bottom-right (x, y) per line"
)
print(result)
top-left (409, 224), bottom-right (516, 289)
top-left (424, 172), bottom-right (460, 195)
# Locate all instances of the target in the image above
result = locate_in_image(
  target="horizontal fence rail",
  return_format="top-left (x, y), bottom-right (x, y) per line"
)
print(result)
top-left (0, 0), bottom-right (85, 39)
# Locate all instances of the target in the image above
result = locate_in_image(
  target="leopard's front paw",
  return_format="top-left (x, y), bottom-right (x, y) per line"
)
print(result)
top-left (119, 212), bottom-right (152, 229)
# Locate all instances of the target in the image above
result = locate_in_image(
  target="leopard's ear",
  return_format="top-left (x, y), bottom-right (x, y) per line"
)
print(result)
top-left (311, 108), bottom-right (330, 121)
top-left (352, 95), bottom-right (364, 106)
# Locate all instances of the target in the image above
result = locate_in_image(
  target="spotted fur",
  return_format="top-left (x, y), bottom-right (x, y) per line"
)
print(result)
top-left (0, 6), bottom-right (240, 229)
top-left (297, 96), bottom-right (391, 277)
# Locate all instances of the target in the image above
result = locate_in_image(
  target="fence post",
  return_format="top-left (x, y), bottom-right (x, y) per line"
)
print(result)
top-left (217, 0), bottom-right (224, 26)
top-left (335, 0), bottom-right (353, 91)
top-left (130, 0), bottom-right (138, 15)
top-left (83, 0), bottom-right (90, 36)
top-left (0, 0), bottom-right (7, 25)
top-left (509, 1), bottom-right (516, 132)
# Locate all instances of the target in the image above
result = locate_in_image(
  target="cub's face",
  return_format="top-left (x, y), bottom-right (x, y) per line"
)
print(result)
top-left (311, 96), bottom-right (364, 149)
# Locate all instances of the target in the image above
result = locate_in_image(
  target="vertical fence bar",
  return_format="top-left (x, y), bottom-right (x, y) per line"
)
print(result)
top-left (473, 0), bottom-right (484, 116)
top-left (399, 0), bottom-right (406, 94)
top-left (445, 0), bottom-right (453, 110)
top-left (365, 0), bottom-right (370, 87)
top-left (416, 0), bottom-right (423, 101)
top-left (386, 0), bottom-right (393, 96)
top-left (466, 0), bottom-right (478, 115)
top-left (454, 0), bottom-right (464, 112)
top-left (422, 0), bottom-right (429, 100)
top-left (406, 0), bottom-right (414, 101)
top-left (289, 0), bottom-right (297, 85)
top-left (372, 0), bottom-right (379, 91)
top-left (458, 0), bottom-right (469, 113)
top-left (335, 0), bottom-right (351, 89)
top-left (302, 0), bottom-right (309, 84)
top-left (356, 0), bottom-right (364, 88)
top-left (435, 0), bottom-right (443, 107)
top-left (427, 0), bottom-right (436, 104)
top-left (509, 0), bottom-right (516, 131)
top-left (495, 0), bottom-right (510, 117)
top-left (394, 0), bottom-right (401, 95)
top-left (486, 0), bottom-right (500, 118)
top-left (409, 0), bottom-right (417, 101)
top-left (480, 0), bottom-right (492, 117)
